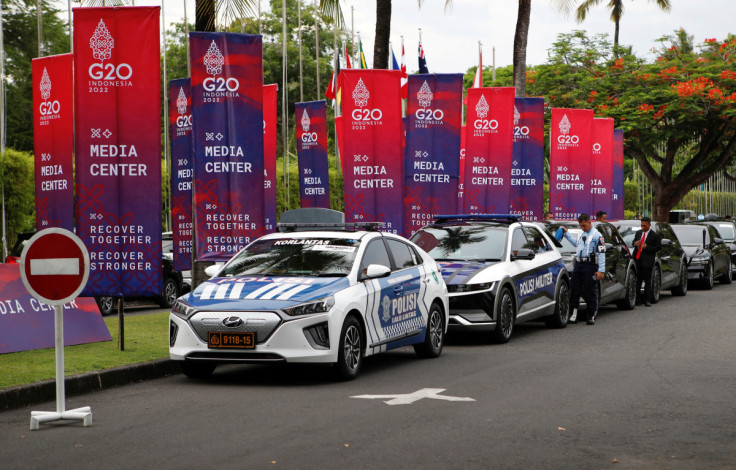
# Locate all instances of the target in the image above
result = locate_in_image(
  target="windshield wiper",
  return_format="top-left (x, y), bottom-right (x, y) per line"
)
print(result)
top-left (482, 258), bottom-right (502, 262)
top-left (315, 273), bottom-right (348, 277)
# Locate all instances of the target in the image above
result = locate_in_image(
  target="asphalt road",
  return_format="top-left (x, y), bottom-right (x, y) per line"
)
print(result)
top-left (2, 283), bottom-right (736, 470)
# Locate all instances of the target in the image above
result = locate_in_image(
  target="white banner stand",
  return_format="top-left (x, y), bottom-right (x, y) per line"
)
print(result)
top-left (20, 228), bottom-right (92, 430)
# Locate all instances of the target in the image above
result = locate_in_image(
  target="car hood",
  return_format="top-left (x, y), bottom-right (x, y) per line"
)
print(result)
top-left (682, 245), bottom-right (708, 258)
top-left (437, 260), bottom-right (500, 285)
top-left (180, 276), bottom-right (351, 310)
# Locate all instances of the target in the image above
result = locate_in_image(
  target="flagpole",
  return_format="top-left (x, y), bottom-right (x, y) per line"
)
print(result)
top-left (298, 0), bottom-right (303, 103)
top-left (0, 4), bottom-right (6, 261)
top-left (184, 0), bottom-right (190, 77)
top-left (37, 0), bottom-right (43, 57)
top-left (282, 0), bottom-right (290, 207)
top-left (314, 0), bottom-right (320, 99)
top-left (333, 12), bottom-right (341, 177)
top-left (258, 0), bottom-right (262, 35)
top-left (162, 0), bottom-right (171, 232)
top-left (351, 6), bottom-right (354, 65)
top-left (492, 46), bottom-right (496, 82)
top-left (68, 0), bottom-right (72, 51)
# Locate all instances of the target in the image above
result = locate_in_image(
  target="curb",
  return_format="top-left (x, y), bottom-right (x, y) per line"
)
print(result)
top-left (0, 359), bottom-right (181, 412)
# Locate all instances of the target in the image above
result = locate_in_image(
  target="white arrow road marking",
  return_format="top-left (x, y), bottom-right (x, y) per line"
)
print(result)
top-left (30, 258), bottom-right (79, 276)
top-left (351, 388), bottom-right (475, 406)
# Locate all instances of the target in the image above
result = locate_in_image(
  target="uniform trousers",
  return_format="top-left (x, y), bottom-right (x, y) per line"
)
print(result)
top-left (569, 262), bottom-right (598, 314)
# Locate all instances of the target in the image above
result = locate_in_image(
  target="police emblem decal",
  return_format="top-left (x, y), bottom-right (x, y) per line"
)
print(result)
top-left (381, 295), bottom-right (392, 322)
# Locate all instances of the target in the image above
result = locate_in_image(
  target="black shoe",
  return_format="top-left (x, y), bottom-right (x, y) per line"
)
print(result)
top-left (586, 311), bottom-right (597, 325)
top-left (644, 301), bottom-right (651, 307)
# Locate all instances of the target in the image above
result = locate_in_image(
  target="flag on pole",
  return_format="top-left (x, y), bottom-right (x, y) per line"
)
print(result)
top-left (344, 43), bottom-right (352, 69)
top-left (400, 42), bottom-right (408, 99)
top-left (325, 72), bottom-right (336, 103)
top-left (325, 46), bottom-right (342, 106)
top-left (359, 39), bottom-right (368, 69)
top-left (390, 45), bottom-right (400, 71)
top-left (418, 39), bottom-right (428, 73)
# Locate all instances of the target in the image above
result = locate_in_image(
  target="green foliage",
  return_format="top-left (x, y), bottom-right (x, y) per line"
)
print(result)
top-left (0, 149), bottom-right (35, 246)
top-left (624, 181), bottom-right (639, 213)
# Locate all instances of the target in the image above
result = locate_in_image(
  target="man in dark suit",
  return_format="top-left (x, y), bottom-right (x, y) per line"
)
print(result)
top-left (632, 217), bottom-right (661, 306)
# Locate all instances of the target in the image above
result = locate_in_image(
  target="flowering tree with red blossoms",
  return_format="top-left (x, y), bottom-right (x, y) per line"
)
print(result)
top-left (528, 30), bottom-right (736, 221)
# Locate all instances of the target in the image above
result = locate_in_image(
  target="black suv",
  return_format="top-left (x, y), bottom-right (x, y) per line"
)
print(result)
top-left (671, 223), bottom-right (732, 289)
top-left (539, 221), bottom-right (638, 311)
top-left (613, 220), bottom-right (689, 301)
top-left (693, 219), bottom-right (736, 281)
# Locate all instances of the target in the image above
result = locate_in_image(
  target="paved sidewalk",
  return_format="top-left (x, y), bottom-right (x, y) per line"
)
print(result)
top-left (0, 359), bottom-right (180, 412)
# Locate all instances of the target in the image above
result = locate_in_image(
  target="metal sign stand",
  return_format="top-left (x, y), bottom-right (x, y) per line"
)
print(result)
top-left (30, 304), bottom-right (92, 430)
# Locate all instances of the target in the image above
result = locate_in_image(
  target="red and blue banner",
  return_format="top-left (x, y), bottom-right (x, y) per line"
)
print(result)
top-left (592, 117), bottom-right (614, 219)
top-left (549, 108), bottom-right (594, 220)
top-left (74, 7), bottom-right (162, 296)
top-left (191, 32), bottom-right (265, 261)
top-left (170, 78), bottom-right (193, 271)
top-left (612, 129), bottom-right (625, 220)
top-left (463, 87), bottom-right (515, 214)
top-left (0, 265), bottom-right (111, 354)
top-left (341, 70), bottom-right (403, 233)
top-left (510, 97), bottom-right (545, 221)
top-left (404, 74), bottom-right (463, 236)
top-left (264, 84), bottom-right (278, 232)
top-left (296, 100), bottom-right (331, 208)
top-left (457, 125), bottom-right (466, 213)
top-left (32, 53), bottom-right (74, 232)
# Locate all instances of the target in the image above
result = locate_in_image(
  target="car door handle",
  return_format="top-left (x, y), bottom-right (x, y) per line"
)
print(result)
top-left (661, 256), bottom-right (670, 261)
top-left (423, 278), bottom-right (431, 284)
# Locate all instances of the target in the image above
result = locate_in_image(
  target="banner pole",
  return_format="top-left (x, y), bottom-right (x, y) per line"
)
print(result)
top-left (54, 304), bottom-right (65, 414)
top-left (184, 0), bottom-right (190, 77)
top-left (298, 0), bottom-right (303, 103)
top-left (282, 0), bottom-right (289, 208)
top-left (314, 0), bottom-right (320, 99)
top-left (162, 0), bottom-right (171, 232)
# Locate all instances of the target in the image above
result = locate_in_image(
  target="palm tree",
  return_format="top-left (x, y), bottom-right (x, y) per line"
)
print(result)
top-left (573, 0), bottom-right (672, 48)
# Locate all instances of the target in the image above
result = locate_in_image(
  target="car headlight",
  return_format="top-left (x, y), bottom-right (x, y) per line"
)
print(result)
top-left (690, 256), bottom-right (708, 265)
top-left (447, 282), bottom-right (494, 293)
top-left (171, 299), bottom-right (196, 319)
top-left (283, 296), bottom-right (335, 316)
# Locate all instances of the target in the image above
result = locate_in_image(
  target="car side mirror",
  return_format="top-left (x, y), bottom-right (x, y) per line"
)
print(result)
top-left (714, 237), bottom-right (725, 245)
top-left (363, 264), bottom-right (391, 280)
top-left (204, 265), bottom-right (220, 278)
top-left (604, 243), bottom-right (614, 251)
top-left (511, 248), bottom-right (535, 261)
top-left (660, 238), bottom-right (672, 247)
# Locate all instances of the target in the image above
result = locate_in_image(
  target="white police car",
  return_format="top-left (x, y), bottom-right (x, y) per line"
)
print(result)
top-left (411, 215), bottom-right (570, 343)
top-left (169, 224), bottom-right (449, 380)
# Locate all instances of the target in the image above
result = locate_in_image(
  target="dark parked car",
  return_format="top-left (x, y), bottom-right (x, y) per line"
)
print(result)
top-left (538, 221), bottom-right (638, 311)
top-left (671, 223), bottom-right (732, 289)
top-left (613, 220), bottom-right (689, 301)
top-left (5, 232), bottom-right (34, 264)
top-left (693, 220), bottom-right (736, 281)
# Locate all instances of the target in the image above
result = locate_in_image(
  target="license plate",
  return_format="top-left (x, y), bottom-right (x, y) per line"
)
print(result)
top-left (208, 331), bottom-right (255, 349)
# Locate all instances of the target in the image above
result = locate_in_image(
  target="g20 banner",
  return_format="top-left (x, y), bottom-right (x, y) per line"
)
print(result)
top-left (463, 87), bottom-right (515, 214)
top-left (190, 32), bottom-right (265, 261)
top-left (404, 74), bottom-right (463, 236)
top-left (549, 108), bottom-right (594, 220)
top-left (0, 264), bottom-right (111, 354)
top-left (264, 84), bottom-right (278, 232)
top-left (510, 97), bottom-right (544, 221)
top-left (170, 78), bottom-right (193, 271)
top-left (295, 100), bottom-right (330, 209)
top-left (74, 7), bottom-right (162, 296)
top-left (592, 117), bottom-right (614, 219)
top-left (32, 53), bottom-right (74, 232)
top-left (613, 129), bottom-right (625, 220)
top-left (341, 70), bottom-right (403, 232)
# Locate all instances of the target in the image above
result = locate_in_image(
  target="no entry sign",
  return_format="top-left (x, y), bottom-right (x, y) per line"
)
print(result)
top-left (20, 228), bottom-right (90, 306)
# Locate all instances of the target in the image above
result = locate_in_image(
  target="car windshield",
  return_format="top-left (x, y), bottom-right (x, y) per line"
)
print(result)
top-left (614, 224), bottom-right (639, 248)
top-left (672, 226), bottom-right (707, 246)
top-left (218, 237), bottom-right (359, 277)
top-left (714, 223), bottom-right (735, 241)
top-left (557, 229), bottom-right (581, 254)
top-left (410, 225), bottom-right (507, 261)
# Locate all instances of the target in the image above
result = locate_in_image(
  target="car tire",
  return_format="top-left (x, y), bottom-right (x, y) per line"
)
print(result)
top-left (651, 267), bottom-right (662, 304)
top-left (491, 287), bottom-right (515, 344)
top-left (616, 269), bottom-right (637, 310)
top-left (158, 277), bottom-right (180, 308)
top-left (96, 296), bottom-right (117, 316)
top-left (335, 315), bottom-right (363, 381)
top-left (671, 260), bottom-right (688, 297)
top-left (720, 258), bottom-right (732, 284)
top-left (181, 361), bottom-right (216, 379)
top-left (702, 262), bottom-right (714, 290)
top-left (545, 280), bottom-right (569, 329)
top-left (414, 303), bottom-right (444, 358)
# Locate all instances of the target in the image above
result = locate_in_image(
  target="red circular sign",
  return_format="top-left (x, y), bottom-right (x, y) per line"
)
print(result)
top-left (20, 228), bottom-right (90, 306)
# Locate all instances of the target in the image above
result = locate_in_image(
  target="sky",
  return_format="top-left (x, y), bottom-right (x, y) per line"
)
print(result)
top-left (58, 0), bottom-right (735, 73)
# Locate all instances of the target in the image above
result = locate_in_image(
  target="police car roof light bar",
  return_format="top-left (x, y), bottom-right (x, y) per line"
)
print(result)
top-left (278, 222), bottom-right (386, 232)
top-left (433, 214), bottom-right (521, 223)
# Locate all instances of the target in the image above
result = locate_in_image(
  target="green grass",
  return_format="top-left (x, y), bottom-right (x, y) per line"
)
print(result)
top-left (0, 313), bottom-right (170, 390)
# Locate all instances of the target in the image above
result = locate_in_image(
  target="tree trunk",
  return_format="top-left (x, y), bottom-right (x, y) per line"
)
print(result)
top-left (196, 0), bottom-right (215, 32)
top-left (614, 18), bottom-right (620, 49)
top-left (373, 0), bottom-right (391, 69)
top-left (513, 0), bottom-right (531, 97)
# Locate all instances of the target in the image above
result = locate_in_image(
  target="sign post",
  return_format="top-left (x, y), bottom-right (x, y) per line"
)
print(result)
top-left (20, 228), bottom-right (92, 430)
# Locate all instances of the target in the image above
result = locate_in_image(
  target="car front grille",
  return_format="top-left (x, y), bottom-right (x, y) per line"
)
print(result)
top-left (188, 311), bottom-right (282, 344)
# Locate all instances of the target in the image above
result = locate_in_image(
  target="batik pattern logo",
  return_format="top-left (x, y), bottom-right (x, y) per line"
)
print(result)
top-left (301, 109), bottom-right (311, 132)
top-left (417, 80), bottom-right (433, 108)
top-left (176, 87), bottom-right (188, 115)
top-left (40, 68), bottom-right (52, 100)
top-left (353, 78), bottom-right (370, 107)
top-left (475, 94), bottom-right (489, 118)
top-left (204, 40), bottom-right (225, 76)
top-left (559, 114), bottom-right (571, 135)
top-left (90, 19), bottom-right (114, 61)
